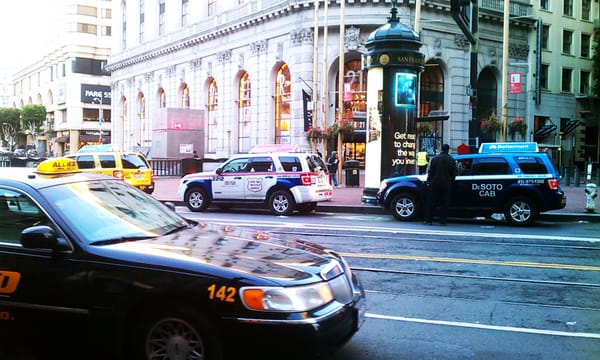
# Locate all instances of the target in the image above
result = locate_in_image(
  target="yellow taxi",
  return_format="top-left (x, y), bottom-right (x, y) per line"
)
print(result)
top-left (65, 144), bottom-right (155, 194)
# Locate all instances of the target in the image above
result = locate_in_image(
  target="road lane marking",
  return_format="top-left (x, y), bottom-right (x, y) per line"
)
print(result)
top-left (366, 312), bottom-right (600, 339)
top-left (339, 252), bottom-right (600, 271)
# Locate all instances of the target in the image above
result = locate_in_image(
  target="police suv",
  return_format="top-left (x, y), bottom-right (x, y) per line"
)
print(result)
top-left (177, 146), bottom-right (333, 216)
top-left (377, 142), bottom-right (567, 226)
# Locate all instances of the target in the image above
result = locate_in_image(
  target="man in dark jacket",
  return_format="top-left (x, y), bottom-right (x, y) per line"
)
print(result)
top-left (424, 144), bottom-right (458, 225)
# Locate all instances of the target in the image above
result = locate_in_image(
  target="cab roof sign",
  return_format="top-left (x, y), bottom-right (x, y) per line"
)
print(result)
top-left (479, 142), bottom-right (539, 154)
top-left (35, 158), bottom-right (80, 175)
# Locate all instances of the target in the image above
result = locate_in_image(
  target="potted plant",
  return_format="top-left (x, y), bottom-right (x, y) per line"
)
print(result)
top-left (329, 119), bottom-right (354, 138)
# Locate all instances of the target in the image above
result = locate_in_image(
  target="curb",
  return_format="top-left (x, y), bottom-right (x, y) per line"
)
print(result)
top-left (158, 200), bottom-right (600, 223)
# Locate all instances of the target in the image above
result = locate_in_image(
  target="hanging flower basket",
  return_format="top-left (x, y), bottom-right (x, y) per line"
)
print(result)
top-left (480, 112), bottom-right (501, 134)
top-left (329, 119), bottom-right (354, 138)
top-left (508, 116), bottom-right (527, 137)
top-left (305, 126), bottom-right (323, 142)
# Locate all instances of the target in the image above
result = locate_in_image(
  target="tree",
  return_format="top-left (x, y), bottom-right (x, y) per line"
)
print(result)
top-left (0, 107), bottom-right (22, 150)
top-left (20, 104), bottom-right (46, 138)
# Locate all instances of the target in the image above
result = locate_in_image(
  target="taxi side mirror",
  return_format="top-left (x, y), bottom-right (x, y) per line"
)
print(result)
top-left (216, 167), bottom-right (223, 175)
top-left (21, 226), bottom-right (72, 252)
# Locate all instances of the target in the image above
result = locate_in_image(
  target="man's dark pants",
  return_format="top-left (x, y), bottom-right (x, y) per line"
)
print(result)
top-left (425, 185), bottom-right (451, 224)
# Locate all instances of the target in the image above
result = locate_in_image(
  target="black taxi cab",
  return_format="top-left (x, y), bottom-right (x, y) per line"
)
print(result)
top-left (377, 142), bottom-right (567, 226)
top-left (0, 158), bottom-right (365, 360)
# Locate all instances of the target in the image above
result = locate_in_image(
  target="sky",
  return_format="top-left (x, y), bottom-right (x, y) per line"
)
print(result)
top-left (0, 1), bottom-right (52, 69)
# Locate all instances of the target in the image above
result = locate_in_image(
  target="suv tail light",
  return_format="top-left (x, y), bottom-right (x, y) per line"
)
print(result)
top-left (113, 170), bottom-right (125, 180)
top-left (547, 178), bottom-right (559, 190)
top-left (300, 173), bottom-right (313, 185)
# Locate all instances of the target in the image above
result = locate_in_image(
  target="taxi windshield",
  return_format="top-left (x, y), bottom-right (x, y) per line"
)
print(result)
top-left (40, 180), bottom-right (188, 244)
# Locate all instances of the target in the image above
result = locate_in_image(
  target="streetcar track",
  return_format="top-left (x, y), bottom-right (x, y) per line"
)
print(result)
top-left (352, 266), bottom-right (600, 288)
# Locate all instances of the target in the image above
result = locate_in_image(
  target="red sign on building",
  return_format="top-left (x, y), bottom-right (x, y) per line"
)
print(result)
top-left (510, 72), bottom-right (522, 94)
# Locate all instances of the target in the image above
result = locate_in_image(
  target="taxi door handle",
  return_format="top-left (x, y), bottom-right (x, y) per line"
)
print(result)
top-left (234, 176), bottom-right (242, 179)
top-left (265, 176), bottom-right (274, 179)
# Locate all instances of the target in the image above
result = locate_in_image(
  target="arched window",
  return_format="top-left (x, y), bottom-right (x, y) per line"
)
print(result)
top-left (477, 68), bottom-right (498, 141)
top-left (182, 83), bottom-right (190, 108)
top-left (207, 78), bottom-right (218, 153)
top-left (238, 72), bottom-right (251, 152)
top-left (159, 88), bottom-right (166, 108)
top-left (275, 63), bottom-right (291, 144)
top-left (138, 92), bottom-right (147, 145)
top-left (121, 96), bottom-right (128, 150)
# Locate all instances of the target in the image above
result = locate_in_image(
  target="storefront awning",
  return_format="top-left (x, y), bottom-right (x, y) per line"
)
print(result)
top-left (54, 136), bottom-right (68, 143)
top-left (417, 110), bottom-right (449, 122)
top-left (534, 124), bottom-right (557, 137)
top-left (54, 135), bottom-right (110, 143)
top-left (561, 120), bottom-right (583, 136)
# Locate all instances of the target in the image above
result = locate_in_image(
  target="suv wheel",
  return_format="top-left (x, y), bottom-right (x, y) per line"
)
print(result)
top-left (390, 193), bottom-right (419, 221)
top-left (269, 190), bottom-right (295, 216)
top-left (504, 196), bottom-right (538, 226)
top-left (185, 187), bottom-right (210, 212)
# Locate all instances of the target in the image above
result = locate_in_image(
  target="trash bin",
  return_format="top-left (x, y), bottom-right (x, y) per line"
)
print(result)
top-left (585, 183), bottom-right (597, 212)
top-left (344, 160), bottom-right (360, 187)
top-left (181, 158), bottom-right (203, 176)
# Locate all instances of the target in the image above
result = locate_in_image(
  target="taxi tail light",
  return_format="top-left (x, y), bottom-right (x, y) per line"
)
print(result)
top-left (300, 173), bottom-right (313, 185)
top-left (547, 178), bottom-right (559, 190)
top-left (113, 170), bottom-right (125, 180)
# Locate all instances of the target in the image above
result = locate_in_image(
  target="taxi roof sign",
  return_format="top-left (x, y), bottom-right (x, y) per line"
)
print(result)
top-left (77, 144), bottom-right (120, 153)
top-left (479, 142), bottom-right (539, 154)
top-left (35, 157), bottom-right (80, 175)
top-left (250, 144), bottom-right (306, 153)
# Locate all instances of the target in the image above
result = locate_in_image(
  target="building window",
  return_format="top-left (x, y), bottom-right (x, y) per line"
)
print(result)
top-left (561, 68), bottom-right (572, 93)
top-left (580, 71), bottom-right (590, 95)
top-left (139, 93), bottom-right (147, 143)
top-left (121, 2), bottom-right (126, 49)
top-left (563, 0), bottom-right (573, 17)
top-left (77, 23), bottom-right (97, 34)
top-left (542, 25), bottom-right (550, 50)
top-left (207, 78), bottom-right (218, 153)
top-left (208, 0), bottom-right (216, 16)
top-left (274, 64), bottom-right (291, 145)
top-left (159, 88), bottom-right (166, 108)
top-left (77, 5), bottom-right (97, 17)
top-left (140, 0), bottom-right (145, 43)
top-left (540, 0), bottom-right (549, 11)
top-left (581, 0), bottom-right (591, 20)
top-left (580, 34), bottom-right (590, 58)
top-left (181, 0), bottom-right (189, 27)
top-left (562, 30), bottom-right (573, 54)
top-left (541, 64), bottom-right (549, 90)
top-left (101, 8), bottom-right (111, 19)
top-left (158, 0), bottom-right (166, 36)
top-left (101, 26), bottom-right (111, 36)
top-left (182, 84), bottom-right (190, 108)
top-left (238, 72), bottom-right (251, 152)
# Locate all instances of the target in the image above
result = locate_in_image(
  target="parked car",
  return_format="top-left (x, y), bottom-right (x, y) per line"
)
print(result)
top-left (178, 146), bottom-right (333, 215)
top-left (64, 144), bottom-right (155, 194)
top-left (377, 142), bottom-right (567, 226)
top-left (0, 157), bottom-right (365, 359)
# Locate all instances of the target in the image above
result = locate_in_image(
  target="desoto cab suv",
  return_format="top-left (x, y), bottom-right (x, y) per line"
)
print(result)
top-left (65, 144), bottom-right (155, 194)
top-left (178, 150), bottom-right (333, 215)
top-left (377, 142), bottom-right (567, 226)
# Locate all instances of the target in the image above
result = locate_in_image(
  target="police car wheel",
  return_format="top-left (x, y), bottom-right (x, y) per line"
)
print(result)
top-left (269, 190), bottom-right (296, 216)
top-left (504, 196), bottom-right (538, 226)
top-left (185, 187), bottom-right (210, 212)
top-left (141, 307), bottom-right (223, 360)
top-left (390, 193), bottom-right (419, 221)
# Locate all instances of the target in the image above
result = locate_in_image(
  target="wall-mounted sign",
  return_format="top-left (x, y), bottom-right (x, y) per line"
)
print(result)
top-left (81, 84), bottom-right (112, 104)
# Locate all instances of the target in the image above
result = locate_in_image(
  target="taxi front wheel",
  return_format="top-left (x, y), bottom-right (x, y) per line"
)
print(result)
top-left (504, 196), bottom-right (538, 226)
top-left (139, 306), bottom-right (223, 360)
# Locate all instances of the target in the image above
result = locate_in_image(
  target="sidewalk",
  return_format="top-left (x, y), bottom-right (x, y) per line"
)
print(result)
top-left (152, 176), bottom-right (600, 222)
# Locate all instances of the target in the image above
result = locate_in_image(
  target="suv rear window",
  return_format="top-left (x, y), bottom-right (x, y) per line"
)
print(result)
top-left (307, 155), bottom-right (327, 173)
top-left (74, 155), bottom-right (95, 169)
top-left (514, 156), bottom-right (548, 174)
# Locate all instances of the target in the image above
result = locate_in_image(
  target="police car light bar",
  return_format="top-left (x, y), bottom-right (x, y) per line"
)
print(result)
top-left (479, 142), bottom-right (539, 154)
